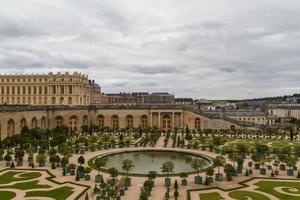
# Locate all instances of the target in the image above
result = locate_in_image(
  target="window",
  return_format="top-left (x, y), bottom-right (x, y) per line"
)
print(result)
top-left (97, 115), bottom-right (105, 128)
top-left (195, 118), bottom-right (201, 129)
top-left (126, 115), bottom-right (133, 128)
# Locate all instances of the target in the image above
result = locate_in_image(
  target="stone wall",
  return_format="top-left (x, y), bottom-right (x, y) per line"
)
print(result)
top-left (0, 105), bottom-right (246, 138)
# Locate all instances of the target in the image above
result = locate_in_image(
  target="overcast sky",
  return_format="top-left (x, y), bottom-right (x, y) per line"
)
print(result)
top-left (0, 0), bottom-right (300, 99)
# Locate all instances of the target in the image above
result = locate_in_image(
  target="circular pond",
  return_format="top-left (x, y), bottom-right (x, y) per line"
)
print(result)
top-left (91, 150), bottom-right (211, 176)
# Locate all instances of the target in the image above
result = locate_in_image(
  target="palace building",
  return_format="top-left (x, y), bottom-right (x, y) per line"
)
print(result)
top-left (0, 72), bottom-right (101, 105)
top-left (0, 72), bottom-right (259, 139)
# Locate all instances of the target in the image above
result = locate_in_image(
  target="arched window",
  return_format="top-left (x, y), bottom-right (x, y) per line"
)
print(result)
top-left (12, 87), bottom-right (15, 95)
top-left (55, 116), bottom-right (64, 127)
top-left (41, 117), bottom-right (47, 128)
top-left (44, 97), bottom-right (47, 104)
top-left (7, 119), bottom-right (15, 137)
top-left (96, 115), bottom-right (104, 128)
top-left (28, 97), bottom-right (31, 104)
top-left (31, 117), bottom-right (37, 128)
top-left (126, 115), bottom-right (134, 128)
top-left (51, 97), bottom-right (56, 104)
top-left (83, 115), bottom-right (88, 126)
top-left (39, 86), bottom-right (42, 94)
top-left (69, 115), bottom-right (78, 132)
top-left (59, 97), bottom-right (64, 104)
top-left (195, 118), bottom-right (201, 129)
top-left (111, 115), bottom-right (119, 128)
top-left (44, 86), bottom-right (48, 94)
top-left (20, 118), bottom-right (27, 130)
top-left (162, 115), bottom-right (171, 130)
top-left (68, 97), bottom-right (72, 104)
top-left (230, 125), bottom-right (236, 131)
top-left (140, 115), bottom-right (148, 128)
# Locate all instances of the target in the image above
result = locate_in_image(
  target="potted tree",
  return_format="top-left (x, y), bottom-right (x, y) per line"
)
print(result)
top-left (122, 159), bottom-right (134, 187)
top-left (259, 156), bottom-right (267, 175)
top-left (147, 171), bottom-right (157, 187)
top-left (108, 167), bottom-right (119, 186)
top-left (248, 161), bottom-right (253, 175)
top-left (206, 167), bottom-right (215, 184)
top-left (161, 161), bottom-right (174, 187)
top-left (273, 160), bottom-right (280, 175)
top-left (84, 167), bottom-right (92, 180)
top-left (36, 153), bottom-right (46, 167)
top-left (61, 156), bottom-right (69, 169)
top-left (286, 156), bottom-right (297, 176)
top-left (118, 178), bottom-right (125, 196)
top-left (94, 157), bottom-right (107, 183)
top-left (15, 148), bottom-right (24, 166)
top-left (179, 172), bottom-right (188, 186)
top-left (213, 156), bottom-right (226, 181)
top-left (69, 163), bottom-right (77, 176)
top-left (278, 154), bottom-right (287, 170)
top-left (191, 158), bottom-right (205, 184)
top-left (4, 153), bottom-right (12, 167)
top-left (49, 155), bottom-right (56, 169)
top-left (224, 164), bottom-right (235, 181)
top-left (77, 155), bottom-right (85, 178)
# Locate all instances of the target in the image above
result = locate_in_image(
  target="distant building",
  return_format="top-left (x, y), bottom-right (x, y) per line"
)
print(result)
top-left (268, 104), bottom-right (300, 119)
top-left (102, 92), bottom-right (149, 104)
top-left (286, 97), bottom-right (300, 104)
top-left (102, 92), bottom-right (174, 104)
top-left (175, 98), bottom-right (194, 105)
top-left (143, 92), bottom-right (175, 104)
top-left (0, 72), bottom-right (101, 105)
top-left (204, 109), bottom-right (269, 125)
top-left (89, 80), bottom-right (102, 104)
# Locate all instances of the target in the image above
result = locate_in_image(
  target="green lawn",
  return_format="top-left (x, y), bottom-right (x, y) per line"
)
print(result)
top-left (0, 180), bottom-right (51, 190)
top-left (26, 186), bottom-right (74, 200)
top-left (199, 192), bottom-right (224, 200)
top-left (0, 191), bottom-right (16, 200)
top-left (255, 180), bottom-right (300, 200)
top-left (0, 171), bottom-right (41, 184)
top-left (228, 190), bottom-right (271, 200)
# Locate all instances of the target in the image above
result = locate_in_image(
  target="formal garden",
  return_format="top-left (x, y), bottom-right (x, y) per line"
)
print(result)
top-left (0, 124), bottom-right (300, 199)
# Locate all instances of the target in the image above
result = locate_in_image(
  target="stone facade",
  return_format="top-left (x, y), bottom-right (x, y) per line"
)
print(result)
top-left (268, 104), bottom-right (300, 119)
top-left (0, 72), bottom-right (101, 105)
top-left (0, 105), bottom-right (245, 138)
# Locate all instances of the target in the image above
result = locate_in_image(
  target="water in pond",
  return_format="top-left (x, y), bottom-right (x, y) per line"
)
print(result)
top-left (101, 151), bottom-right (210, 175)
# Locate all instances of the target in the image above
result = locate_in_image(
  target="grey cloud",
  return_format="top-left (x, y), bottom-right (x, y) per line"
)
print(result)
top-left (1, 0), bottom-right (300, 99)
top-left (129, 64), bottom-right (181, 75)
